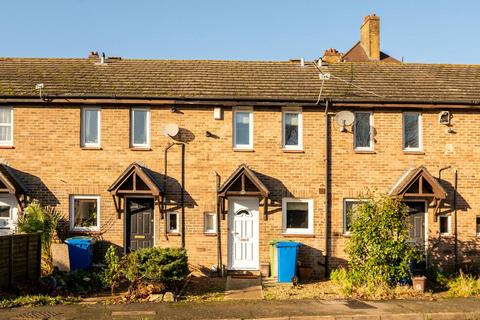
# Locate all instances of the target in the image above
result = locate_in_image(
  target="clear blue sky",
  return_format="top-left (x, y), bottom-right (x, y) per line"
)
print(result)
top-left (2, 0), bottom-right (479, 63)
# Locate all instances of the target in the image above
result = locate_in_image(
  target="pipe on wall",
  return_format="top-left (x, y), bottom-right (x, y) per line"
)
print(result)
top-left (324, 99), bottom-right (330, 278)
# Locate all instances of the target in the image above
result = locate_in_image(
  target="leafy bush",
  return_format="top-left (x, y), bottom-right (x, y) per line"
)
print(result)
top-left (18, 201), bottom-right (61, 275)
top-left (101, 246), bottom-right (123, 295)
top-left (331, 193), bottom-right (422, 298)
top-left (446, 271), bottom-right (480, 297)
top-left (124, 247), bottom-right (189, 294)
top-left (51, 268), bottom-right (104, 295)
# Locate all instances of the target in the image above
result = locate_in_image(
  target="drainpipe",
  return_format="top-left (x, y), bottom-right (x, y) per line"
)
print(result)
top-left (453, 169), bottom-right (458, 272)
top-left (324, 99), bottom-right (330, 278)
top-left (214, 172), bottom-right (223, 277)
top-left (181, 143), bottom-right (186, 249)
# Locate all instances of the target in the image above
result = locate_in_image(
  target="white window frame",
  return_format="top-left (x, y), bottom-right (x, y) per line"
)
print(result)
top-left (343, 198), bottom-right (367, 235)
top-left (402, 112), bottom-right (423, 152)
top-left (353, 111), bottom-right (374, 151)
top-left (0, 107), bottom-right (13, 146)
top-left (81, 107), bottom-right (101, 147)
top-left (204, 212), bottom-right (217, 234)
top-left (131, 108), bottom-right (151, 148)
top-left (69, 195), bottom-right (100, 232)
top-left (282, 198), bottom-right (314, 235)
top-left (232, 107), bottom-right (253, 150)
top-left (167, 211), bottom-right (179, 234)
top-left (476, 216), bottom-right (480, 237)
top-left (439, 214), bottom-right (451, 236)
top-left (282, 107), bottom-right (303, 150)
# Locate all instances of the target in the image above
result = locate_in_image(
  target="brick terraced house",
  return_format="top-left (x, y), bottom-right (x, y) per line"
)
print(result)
top-left (0, 15), bottom-right (479, 276)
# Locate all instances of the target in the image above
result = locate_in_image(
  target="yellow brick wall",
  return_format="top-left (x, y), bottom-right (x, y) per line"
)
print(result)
top-left (2, 105), bottom-right (479, 275)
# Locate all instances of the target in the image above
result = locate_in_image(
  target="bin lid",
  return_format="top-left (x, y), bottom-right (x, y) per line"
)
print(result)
top-left (276, 241), bottom-right (302, 248)
top-left (65, 236), bottom-right (96, 244)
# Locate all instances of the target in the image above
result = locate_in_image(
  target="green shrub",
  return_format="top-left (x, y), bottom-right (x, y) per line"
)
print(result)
top-left (345, 193), bottom-right (422, 285)
top-left (0, 295), bottom-right (79, 308)
top-left (18, 201), bottom-right (61, 275)
top-left (101, 246), bottom-right (123, 295)
top-left (123, 247), bottom-right (189, 294)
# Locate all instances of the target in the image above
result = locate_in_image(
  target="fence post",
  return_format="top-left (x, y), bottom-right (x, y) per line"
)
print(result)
top-left (8, 235), bottom-right (13, 287)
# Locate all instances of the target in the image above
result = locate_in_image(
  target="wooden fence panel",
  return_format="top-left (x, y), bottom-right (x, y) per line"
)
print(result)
top-left (0, 232), bottom-right (41, 287)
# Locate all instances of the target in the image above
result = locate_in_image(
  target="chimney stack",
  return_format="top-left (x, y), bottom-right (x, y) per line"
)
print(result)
top-left (360, 14), bottom-right (380, 61)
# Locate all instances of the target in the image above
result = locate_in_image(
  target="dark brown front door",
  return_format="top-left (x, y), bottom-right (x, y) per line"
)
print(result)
top-left (126, 198), bottom-right (154, 252)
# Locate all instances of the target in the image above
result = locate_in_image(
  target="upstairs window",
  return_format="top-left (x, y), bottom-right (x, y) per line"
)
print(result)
top-left (282, 198), bottom-right (314, 235)
top-left (233, 108), bottom-right (253, 149)
top-left (131, 108), bottom-right (150, 148)
top-left (403, 112), bottom-right (422, 151)
top-left (354, 111), bottom-right (373, 151)
top-left (282, 108), bottom-right (303, 150)
top-left (0, 107), bottom-right (13, 146)
top-left (81, 107), bottom-right (101, 147)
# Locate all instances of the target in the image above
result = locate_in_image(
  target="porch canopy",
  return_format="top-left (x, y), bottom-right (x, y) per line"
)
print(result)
top-left (0, 163), bottom-right (27, 208)
top-left (108, 162), bottom-right (164, 215)
top-left (389, 166), bottom-right (447, 213)
top-left (217, 164), bottom-right (270, 220)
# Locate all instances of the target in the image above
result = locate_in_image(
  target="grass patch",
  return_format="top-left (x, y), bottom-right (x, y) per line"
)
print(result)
top-left (0, 295), bottom-right (80, 308)
top-left (263, 280), bottom-right (341, 300)
top-left (446, 272), bottom-right (480, 297)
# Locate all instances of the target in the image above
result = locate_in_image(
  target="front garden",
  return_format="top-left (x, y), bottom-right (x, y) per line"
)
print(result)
top-left (3, 194), bottom-right (480, 309)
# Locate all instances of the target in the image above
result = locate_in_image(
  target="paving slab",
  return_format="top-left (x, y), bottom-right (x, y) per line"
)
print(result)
top-left (224, 276), bottom-right (263, 300)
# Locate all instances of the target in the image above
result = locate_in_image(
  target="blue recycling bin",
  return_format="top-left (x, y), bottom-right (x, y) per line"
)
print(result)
top-left (276, 241), bottom-right (302, 283)
top-left (65, 236), bottom-right (96, 271)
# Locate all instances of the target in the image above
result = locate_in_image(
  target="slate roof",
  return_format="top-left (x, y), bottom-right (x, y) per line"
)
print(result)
top-left (1, 57), bottom-right (480, 104)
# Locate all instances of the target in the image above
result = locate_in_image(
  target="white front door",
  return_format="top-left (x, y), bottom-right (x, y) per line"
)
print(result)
top-left (0, 195), bottom-right (19, 230)
top-left (228, 197), bottom-right (259, 270)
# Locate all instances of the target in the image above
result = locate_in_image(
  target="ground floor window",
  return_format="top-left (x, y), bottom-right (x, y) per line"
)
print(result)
top-left (439, 215), bottom-right (451, 235)
top-left (69, 195), bottom-right (100, 231)
top-left (0, 204), bottom-right (10, 218)
top-left (477, 216), bottom-right (480, 236)
top-left (282, 198), bottom-right (313, 235)
top-left (343, 199), bottom-right (366, 234)
top-left (204, 212), bottom-right (216, 234)
top-left (167, 211), bottom-right (179, 233)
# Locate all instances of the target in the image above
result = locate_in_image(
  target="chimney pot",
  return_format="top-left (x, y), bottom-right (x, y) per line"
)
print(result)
top-left (360, 13), bottom-right (380, 61)
top-left (88, 51), bottom-right (99, 59)
top-left (322, 48), bottom-right (342, 64)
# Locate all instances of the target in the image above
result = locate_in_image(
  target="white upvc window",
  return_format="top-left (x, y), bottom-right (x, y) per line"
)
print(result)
top-left (69, 195), bottom-right (100, 231)
top-left (403, 112), bottom-right (422, 151)
top-left (81, 107), bottom-right (101, 147)
top-left (354, 111), bottom-right (373, 151)
top-left (233, 107), bottom-right (253, 150)
top-left (0, 107), bottom-right (13, 146)
top-left (282, 108), bottom-right (303, 150)
top-left (204, 212), bottom-right (217, 234)
top-left (343, 199), bottom-right (367, 234)
top-left (131, 108), bottom-right (150, 148)
top-left (282, 198), bottom-right (314, 235)
top-left (439, 214), bottom-right (451, 236)
top-left (167, 211), bottom-right (179, 233)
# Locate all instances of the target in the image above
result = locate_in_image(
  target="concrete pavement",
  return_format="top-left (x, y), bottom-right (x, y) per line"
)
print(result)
top-left (3, 297), bottom-right (480, 319)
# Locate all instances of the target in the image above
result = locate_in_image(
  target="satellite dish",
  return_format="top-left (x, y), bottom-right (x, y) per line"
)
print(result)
top-left (334, 111), bottom-right (355, 132)
top-left (161, 123), bottom-right (179, 137)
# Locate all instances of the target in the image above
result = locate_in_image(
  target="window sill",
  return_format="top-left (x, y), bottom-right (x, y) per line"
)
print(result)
top-left (204, 232), bottom-right (217, 237)
top-left (354, 150), bottom-right (375, 154)
top-left (282, 149), bottom-right (304, 153)
top-left (233, 148), bottom-right (254, 152)
top-left (81, 146), bottom-right (103, 150)
top-left (282, 233), bottom-right (315, 238)
top-left (167, 232), bottom-right (181, 236)
top-left (69, 229), bottom-right (101, 233)
top-left (343, 233), bottom-right (352, 237)
top-left (440, 233), bottom-right (452, 238)
top-left (0, 146), bottom-right (14, 149)
top-left (130, 147), bottom-right (152, 151)
top-left (403, 150), bottom-right (425, 155)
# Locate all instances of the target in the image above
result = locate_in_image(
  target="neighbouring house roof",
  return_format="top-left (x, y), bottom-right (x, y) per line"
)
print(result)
top-left (218, 164), bottom-right (269, 198)
top-left (342, 41), bottom-right (400, 63)
top-left (389, 166), bottom-right (447, 199)
top-left (1, 57), bottom-right (480, 104)
top-left (0, 163), bottom-right (27, 195)
top-left (108, 162), bottom-right (164, 196)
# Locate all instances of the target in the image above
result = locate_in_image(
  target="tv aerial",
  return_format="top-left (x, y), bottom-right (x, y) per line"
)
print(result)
top-left (334, 111), bottom-right (354, 132)
top-left (161, 123), bottom-right (179, 137)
